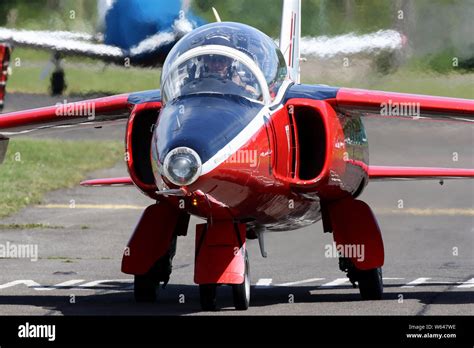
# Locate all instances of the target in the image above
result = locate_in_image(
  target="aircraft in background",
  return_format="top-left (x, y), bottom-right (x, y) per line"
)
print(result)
top-left (0, 0), bottom-right (205, 98)
top-left (0, 0), bottom-right (407, 110)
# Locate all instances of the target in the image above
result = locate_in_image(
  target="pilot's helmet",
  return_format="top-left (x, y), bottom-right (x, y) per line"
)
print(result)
top-left (203, 55), bottom-right (232, 77)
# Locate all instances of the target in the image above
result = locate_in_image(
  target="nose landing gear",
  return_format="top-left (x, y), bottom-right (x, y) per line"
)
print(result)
top-left (199, 250), bottom-right (250, 311)
top-left (232, 250), bottom-right (250, 310)
top-left (195, 221), bottom-right (250, 311)
top-left (134, 236), bottom-right (177, 303)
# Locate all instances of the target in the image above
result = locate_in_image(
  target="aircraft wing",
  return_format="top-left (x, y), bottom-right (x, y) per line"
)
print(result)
top-left (331, 87), bottom-right (474, 181)
top-left (0, 28), bottom-right (125, 63)
top-left (0, 89), bottom-right (162, 163)
top-left (0, 27), bottom-right (181, 65)
top-left (335, 88), bottom-right (473, 122)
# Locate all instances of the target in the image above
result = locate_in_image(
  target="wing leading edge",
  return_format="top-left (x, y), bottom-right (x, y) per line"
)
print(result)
top-left (334, 87), bottom-right (474, 122)
top-left (331, 87), bottom-right (474, 181)
top-left (0, 89), bottom-right (162, 135)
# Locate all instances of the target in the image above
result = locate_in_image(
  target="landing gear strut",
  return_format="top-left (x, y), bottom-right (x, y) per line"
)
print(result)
top-left (326, 197), bottom-right (385, 301)
top-left (50, 52), bottom-right (66, 96)
top-left (133, 236), bottom-right (177, 303)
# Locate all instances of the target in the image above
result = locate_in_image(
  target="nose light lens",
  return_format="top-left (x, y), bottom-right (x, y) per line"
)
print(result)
top-left (163, 147), bottom-right (202, 186)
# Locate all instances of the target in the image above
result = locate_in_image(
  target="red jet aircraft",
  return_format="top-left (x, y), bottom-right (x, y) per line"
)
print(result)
top-left (0, 0), bottom-right (473, 310)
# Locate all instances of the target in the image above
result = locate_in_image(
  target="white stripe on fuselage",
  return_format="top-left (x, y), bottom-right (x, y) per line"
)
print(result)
top-left (201, 105), bottom-right (272, 175)
top-left (200, 81), bottom-right (292, 175)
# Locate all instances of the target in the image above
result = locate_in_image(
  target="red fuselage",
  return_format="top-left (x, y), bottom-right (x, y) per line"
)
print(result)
top-left (141, 84), bottom-right (369, 232)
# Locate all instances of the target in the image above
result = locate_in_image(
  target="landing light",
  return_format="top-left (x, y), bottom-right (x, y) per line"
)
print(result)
top-left (163, 147), bottom-right (202, 186)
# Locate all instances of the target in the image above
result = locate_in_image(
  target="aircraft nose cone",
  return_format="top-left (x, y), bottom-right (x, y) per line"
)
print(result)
top-left (163, 147), bottom-right (202, 186)
top-left (152, 94), bottom-right (263, 188)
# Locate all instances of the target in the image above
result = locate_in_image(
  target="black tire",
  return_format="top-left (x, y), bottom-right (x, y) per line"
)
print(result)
top-left (232, 251), bottom-right (250, 310)
top-left (50, 70), bottom-right (66, 96)
top-left (134, 274), bottom-right (157, 303)
top-left (133, 237), bottom-right (178, 303)
top-left (357, 267), bottom-right (383, 300)
top-left (199, 284), bottom-right (217, 311)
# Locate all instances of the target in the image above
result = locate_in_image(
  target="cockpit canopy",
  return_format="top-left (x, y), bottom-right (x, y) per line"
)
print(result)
top-left (161, 22), bottom-right (288, 104)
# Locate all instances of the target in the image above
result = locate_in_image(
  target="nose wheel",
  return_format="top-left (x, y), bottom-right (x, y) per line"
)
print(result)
top-left (232, 250), bottom-right (250, 310)
top-left (133, 236), bottom-right (176, 303)
top-left (199, 251), bottom-right (250, 311)
top-left (134, 273), bottom-right (158, 302)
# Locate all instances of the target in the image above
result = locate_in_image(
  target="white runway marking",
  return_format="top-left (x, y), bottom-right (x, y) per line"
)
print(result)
top-left (255, 278), bottom-right (273, 287)
top-left (34, 279), bottom-right (85, 291)
top-left (402, 277), bottom-right (431, 288)
top-left (78, 279), bottom-right (133, 289)
top-left (0, 280), bottom-right (40, 290)
top-left (457, 278), bottom-right (474, 288)
top-left (0, 277), bottom-right (472, 291)
top-left (277, 278), bottom-right (325, 287)
top-left (319, 278), bottom-right (350, 288)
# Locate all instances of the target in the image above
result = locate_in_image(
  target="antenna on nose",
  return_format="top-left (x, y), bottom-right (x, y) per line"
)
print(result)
top-left (212, 7), bottom-right (222, 22)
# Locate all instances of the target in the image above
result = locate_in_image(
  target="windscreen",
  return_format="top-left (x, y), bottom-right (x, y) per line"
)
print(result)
top-left (162, 53), bottom-right (263, 103)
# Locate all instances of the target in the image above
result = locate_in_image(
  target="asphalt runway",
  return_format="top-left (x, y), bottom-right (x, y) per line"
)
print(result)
top-left (0, 93), bottom-right (472, 315)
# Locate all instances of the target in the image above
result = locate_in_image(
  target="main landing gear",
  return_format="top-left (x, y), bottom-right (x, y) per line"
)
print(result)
top-left (122, 203), bottom-right (188, 303)
top-left (134, 236), bottom-right (177, 303)
top-left (123, 203), bottom-right (249, 311)
top-left (325, 197), bottom-right (385, 301)
top-left (340, 257), bottom-right (383, 300)
top-left (49, 52), bottom-right (66, 96)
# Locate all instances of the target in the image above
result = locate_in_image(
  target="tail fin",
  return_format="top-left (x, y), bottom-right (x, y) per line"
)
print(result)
top-left (280, 0), bottom-right (301, 83)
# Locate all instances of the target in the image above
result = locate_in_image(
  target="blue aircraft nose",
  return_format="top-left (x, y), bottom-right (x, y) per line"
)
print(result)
top-left (153, 94), bottom-right (263, 181)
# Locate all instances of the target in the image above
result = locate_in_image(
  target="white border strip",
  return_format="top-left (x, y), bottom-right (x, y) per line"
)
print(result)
top-left (200, 81), bottom-right (291, 175)
top-left (201, 102), bottom-right (285, 175)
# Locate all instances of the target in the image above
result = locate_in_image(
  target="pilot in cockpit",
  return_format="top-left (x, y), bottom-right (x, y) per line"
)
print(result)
top-left (199, 54), bottom-right (259, 98)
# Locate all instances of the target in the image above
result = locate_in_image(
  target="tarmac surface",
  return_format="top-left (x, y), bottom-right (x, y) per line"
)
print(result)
top-left (0, 93), bottom-right (472, 315)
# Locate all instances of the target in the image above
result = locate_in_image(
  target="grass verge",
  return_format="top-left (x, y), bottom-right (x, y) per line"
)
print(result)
top-left (7, 48), bottom-right (160, 94)
top-left (0, 139), bottom-right (123, 218)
